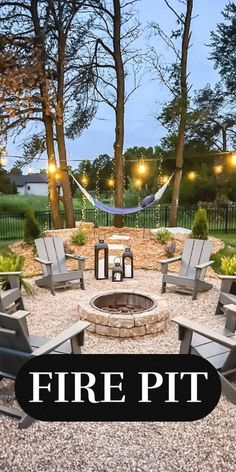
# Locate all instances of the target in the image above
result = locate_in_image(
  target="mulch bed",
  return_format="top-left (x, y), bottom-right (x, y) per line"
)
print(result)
top-left (9, 223), bottom-right (224, 278)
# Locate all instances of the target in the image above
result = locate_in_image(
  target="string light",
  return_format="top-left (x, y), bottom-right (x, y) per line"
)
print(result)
top-left (188, 171), bottom-right (197, 181)
top-left (214, 165), bottom-right (223, 175)
top-left (137, 154), bottom-right (147, 176)
top-left (55, 171), bottom-right (61, 181)
top-left (230, 153), bottom-right (236, 167)
top-left (81, 175), bottom-right (89, 186)
top-left (134, 178), bottom-right (142, 189)
top-left (47, 163), bottom-right (57, 174)
top-left (81, 159), bottom-right (89, 221)
top-left (0, 143), bottom-right (8, 167)
top-left (156, 153), bottom-right (163, 228)
top-left (0, 156), bottom-right (7, 166)
top-left (161, 175), bottom-right (169, 184)
top-left (107, 178), bottom-right (115, 188)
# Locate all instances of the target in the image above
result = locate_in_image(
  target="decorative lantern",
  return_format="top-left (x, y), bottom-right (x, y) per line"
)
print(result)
top-left (122, 247), bottom-right (134, 278)
top-left (95, 237), bottom-right (109, 280)
top-left (112, 257), bottom-right (123, 282)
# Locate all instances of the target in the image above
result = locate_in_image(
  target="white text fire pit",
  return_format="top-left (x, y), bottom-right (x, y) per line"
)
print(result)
top-left (78, 290), bottom-right (170, 338)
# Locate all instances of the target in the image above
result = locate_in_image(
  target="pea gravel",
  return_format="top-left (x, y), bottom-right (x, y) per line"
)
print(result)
top-left (0, 270), bottom-right (236, 472)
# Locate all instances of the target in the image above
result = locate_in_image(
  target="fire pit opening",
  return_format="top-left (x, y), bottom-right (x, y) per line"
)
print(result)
top-left (90, 292), bottom-right (156, 315)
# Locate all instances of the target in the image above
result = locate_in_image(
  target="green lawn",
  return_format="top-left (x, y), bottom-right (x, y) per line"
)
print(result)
top-left (211, 231), bottom-right (236, 247)
top-left (0, 194), bottom-right (88, 212)
top-left (210, 232), bottom-right (236, 274)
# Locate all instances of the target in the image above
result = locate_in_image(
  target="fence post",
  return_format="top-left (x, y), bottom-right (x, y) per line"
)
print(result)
top-left (48, 211), bottom-right (52, 230)
top-left (225, 204), bottom-right (229, 234)
top-left (164, 206), bottom-right (168, 227)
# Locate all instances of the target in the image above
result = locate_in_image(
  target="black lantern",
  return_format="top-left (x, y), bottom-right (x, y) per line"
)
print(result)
top-left (112, 257), bottom-right (123, 282)
top-left (95, 237), bottom-right (109, 280)
top-left (122, 246), bottom-right (134, 278)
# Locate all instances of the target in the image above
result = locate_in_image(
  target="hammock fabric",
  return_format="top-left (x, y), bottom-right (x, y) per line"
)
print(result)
top-left (71, 173), bottom-right (173, 215)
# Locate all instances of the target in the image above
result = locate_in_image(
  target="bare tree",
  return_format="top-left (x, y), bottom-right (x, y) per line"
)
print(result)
top-left (149, 0), bottom-right (194, 226)
top-left (87, 0), bottom-right (141, 227)
top-left (0, 0), bottom-right (95, 228)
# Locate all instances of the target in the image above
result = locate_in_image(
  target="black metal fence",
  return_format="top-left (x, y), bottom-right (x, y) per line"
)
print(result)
top-left (0, 204), bottom-right (236, 240)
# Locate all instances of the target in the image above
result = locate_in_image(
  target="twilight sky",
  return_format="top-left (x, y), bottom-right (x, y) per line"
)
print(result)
top-left (6, 0), bottom-right (228, 171)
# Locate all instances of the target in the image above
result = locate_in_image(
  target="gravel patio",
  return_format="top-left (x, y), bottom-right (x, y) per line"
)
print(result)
top-left (1, 269), bottom-right (236, 472)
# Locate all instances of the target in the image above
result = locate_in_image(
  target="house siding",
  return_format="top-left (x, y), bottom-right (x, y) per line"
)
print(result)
top-left (24, 182), bottom-right (48, 196)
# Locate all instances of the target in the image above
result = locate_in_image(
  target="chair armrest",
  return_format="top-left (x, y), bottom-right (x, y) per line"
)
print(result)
top-left (0, 271), bottom-right (22, 276)
top-left (172, 316), bottom-right (236, 348)
top-left (158, 256), bottom-right (182, 265)
top-left (0, 309), bottom-right (30, 319)
top-left (32, 321), bottom-right (91, 356)
top-left (34, 257), bottom-right (53, 266)
top-left (195, 260), bottom-right (214, 270)
top-left (65, 254), bottom-right (87, 261)
top-left (224, 304), bottom-right (236, 314)
top-left (11, 310), bottom-right (31, 320)
top-left (218, 275), bottom-right (236, 280)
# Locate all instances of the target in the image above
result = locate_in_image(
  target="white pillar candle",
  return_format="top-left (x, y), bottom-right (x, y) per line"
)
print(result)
top-left (98, 259), bottom-right (105, 279)
top-left (125, 264), bottom-right (131, 277)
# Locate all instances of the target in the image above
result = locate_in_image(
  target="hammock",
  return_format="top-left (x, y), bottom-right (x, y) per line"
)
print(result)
top-left (71, 173), bottom-right (173, 215)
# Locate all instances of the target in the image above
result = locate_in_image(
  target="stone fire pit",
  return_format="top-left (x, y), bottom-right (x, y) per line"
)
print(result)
top-left (78, 290), bottom-right (170, 338)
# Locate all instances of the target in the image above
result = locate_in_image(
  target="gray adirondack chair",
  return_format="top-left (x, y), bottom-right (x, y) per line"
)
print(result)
top-left (0, 310), bottom-right (91, 428)
top-left (0, 271), bottom-right (24, 313)
top-left (215, 275), bottom-right (236, 315)
top-left (34, 237), bottom-right (86, 295)
top-left (159, 239), bottom-right (214, 300)
top-left (172, 304), bottom-right (236, 404)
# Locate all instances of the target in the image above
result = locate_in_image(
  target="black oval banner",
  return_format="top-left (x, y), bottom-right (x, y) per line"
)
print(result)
top-left (15, 354), bottom-right (221, 422)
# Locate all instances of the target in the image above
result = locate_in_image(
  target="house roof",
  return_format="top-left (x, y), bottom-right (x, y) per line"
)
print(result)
top-left (9, 173), bottom-right (49, 187)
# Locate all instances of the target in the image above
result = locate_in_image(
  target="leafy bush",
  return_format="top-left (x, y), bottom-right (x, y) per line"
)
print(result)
top-left (24, 208), bottom-right (41, 244)
top-left (191, 208), bottom-right (208, 240)
top-left (164, 242), bottom-right (176, 258)
top-left (221, 255), bottom-right (236, 275)
top-left (155, 228), bottom-right (171, 244)
top-left (71, 228), bottom-right (88, 246)
top-left (211, 245), bottom-right (236, 274)
top-left (0, 253), bottom-right (34, 294)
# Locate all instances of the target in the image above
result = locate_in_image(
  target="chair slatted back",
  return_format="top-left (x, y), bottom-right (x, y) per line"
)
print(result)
top-left (179, 239), bottom-right (213, 280)
top-left (0, 312), bottom-right (32, 352)
top-left (35, 237), bottom-right (67, 275)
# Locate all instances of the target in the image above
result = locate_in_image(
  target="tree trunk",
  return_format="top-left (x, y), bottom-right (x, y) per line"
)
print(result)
top-left (31, 0), bottom-right (62, 228)
top-left (44, 115), bottom-right (62, 229)
top-left (56, 122), bottom-right (75, 228)
top-left (113, 0), bottom-right (125, 228)
top-left (169, 0), bottom-right (193, 227)
top-left (56, 31), bottom-right (75, 228)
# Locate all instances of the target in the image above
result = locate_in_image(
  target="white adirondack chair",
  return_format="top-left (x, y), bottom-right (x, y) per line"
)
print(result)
top-left (159, 239), bottom-right (214, 300)
top-left (34, 237), bottom-right (86, 295)
top-left (0, 310), bottom-right (90, 428)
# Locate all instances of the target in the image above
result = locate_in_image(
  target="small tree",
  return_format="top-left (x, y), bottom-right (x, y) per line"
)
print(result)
top-left (24, 209), bottom-right (41, 244)
top-left (191, 208), bottom-right (208, 240)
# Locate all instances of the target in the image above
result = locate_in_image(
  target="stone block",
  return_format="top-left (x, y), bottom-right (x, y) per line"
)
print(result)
top-left (81, 310), bottom-right (109, 326)
top-left (134, 311), bottom-right (159, 327)
top-left (86, 323), bottom-right (96, 333)
top-left (119, 326), bottom-right (145, 338)
top-left (108, 315), bottom-right (134, 328)
top-left (96, 325), bottom-right (120, 337)
top-left (145, 321), bottom-right (166, 334)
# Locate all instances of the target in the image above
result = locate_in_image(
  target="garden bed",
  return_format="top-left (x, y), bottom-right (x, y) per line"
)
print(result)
top-left (9, 224), bottom-right (224, 278)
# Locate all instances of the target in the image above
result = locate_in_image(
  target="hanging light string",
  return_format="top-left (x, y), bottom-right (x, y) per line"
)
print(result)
top-left (156, 152), bottom-right (163, 228)
top-left (81, 159), bottom-right (88, 221)
top-left (94, 159), bottom-right (102, 224)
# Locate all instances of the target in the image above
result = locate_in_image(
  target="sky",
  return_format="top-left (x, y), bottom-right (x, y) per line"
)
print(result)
top-left (5, 0), bottom-right (228, 172)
